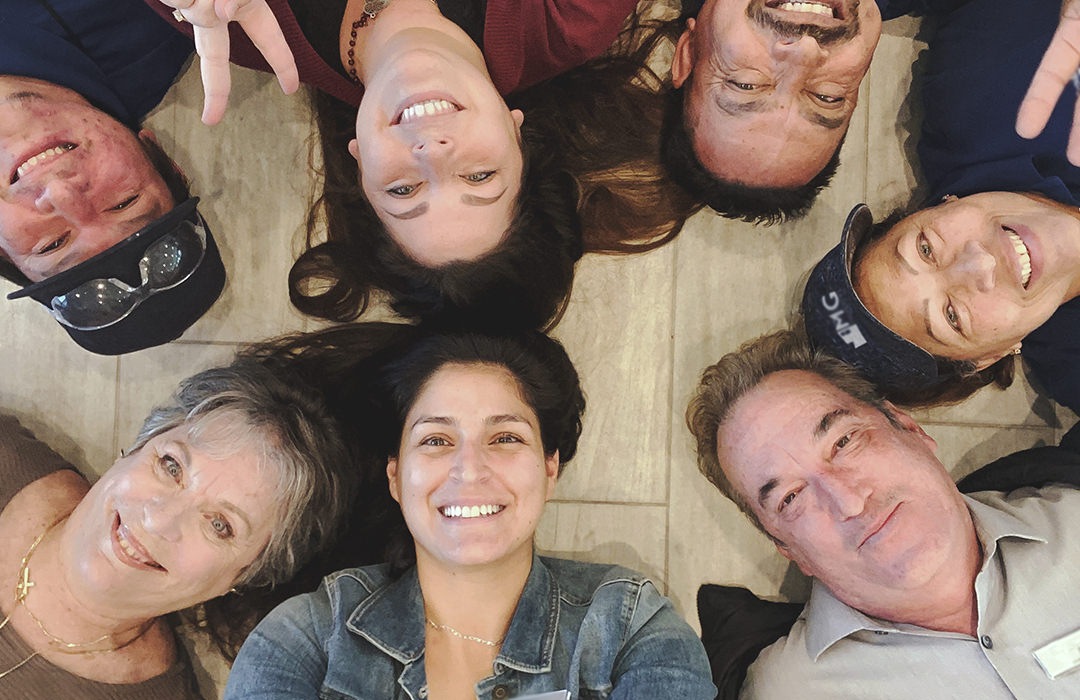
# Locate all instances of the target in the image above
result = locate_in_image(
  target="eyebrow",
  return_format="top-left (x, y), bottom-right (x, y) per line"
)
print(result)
top-left (411, 415), bottom-right (453, 430)
top-left (387, 202), bottom-right (429, 220)
top-left (218, 498), bottom-right (254, 538)
top-left (921, 298), bottom-right (944, 345)
top-left (486, 414), bottom-right (528, 426)
top-left (800, 106), bottom-right (846, 130)
top-left (813, 408), bottom-right (851, 440)
top-left (714, 93), bottom-right (768, 115)
top-left (757, 477), bottom-right (780, 509)
top-left (462, 187), bottom-right (508, 206)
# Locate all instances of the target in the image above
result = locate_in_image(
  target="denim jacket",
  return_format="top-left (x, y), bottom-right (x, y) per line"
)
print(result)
top-left (225, 555), bottom-right (716, 699)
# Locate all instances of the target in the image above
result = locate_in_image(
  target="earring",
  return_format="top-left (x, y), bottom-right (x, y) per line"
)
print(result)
top-left (940, 194), bottom-right (958, 203)
top-left (1011, 347), bottom-right (1022, 356)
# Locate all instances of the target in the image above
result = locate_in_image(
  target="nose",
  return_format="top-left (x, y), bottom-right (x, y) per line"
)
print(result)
top-left (449, 440), bottom-right (491, 484)
top-left (818, 472), bottom-right (870, 520)
top-left (142, 496), bottom-right (185, 543)
top-left (34, 171), bottom-right (94, 223)
top-left (771, 34), bottom-right (827, 68)
top-left (412, 133), bottom-right (453, 156)
top-left (951, 240), bottom-right (996, 292)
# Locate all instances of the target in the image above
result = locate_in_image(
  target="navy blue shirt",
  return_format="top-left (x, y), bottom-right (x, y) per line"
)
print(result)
top-left (2, 0), bottom-right (193, 127)
top-left (914, 0), bottom-right (1080, 413)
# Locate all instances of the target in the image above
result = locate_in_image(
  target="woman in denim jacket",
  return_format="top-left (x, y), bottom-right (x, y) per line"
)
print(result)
top-left (224, 326), bottom-right (715, 699)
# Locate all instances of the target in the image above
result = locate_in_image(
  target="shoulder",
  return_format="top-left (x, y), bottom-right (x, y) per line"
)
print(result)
top-left (741, 622), bottom-right (812, 697)
top-left (968, 484), bottom-right (1080, 526)
top-left (542, 556), bottom-right (655, 606)
top-left (259, 564), bottom-right (395, 637)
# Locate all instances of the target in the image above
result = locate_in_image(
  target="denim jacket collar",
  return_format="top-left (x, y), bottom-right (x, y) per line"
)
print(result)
top-left (345, 554), bottom-right (561, 674)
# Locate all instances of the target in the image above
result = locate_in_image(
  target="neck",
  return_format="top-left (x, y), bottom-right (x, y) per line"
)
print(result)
top-left (416, 549), bottom-right (533, 645)
top-left (853, 516), bottom-right (983, 636)
top-left (345, 0), bottom-right (486, 85)
top-left (27, 519), bottom-right (157, 645)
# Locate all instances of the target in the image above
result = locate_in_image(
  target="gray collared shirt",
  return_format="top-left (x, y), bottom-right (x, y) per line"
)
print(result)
top-left (741, 486), bottom-right (1080, 699)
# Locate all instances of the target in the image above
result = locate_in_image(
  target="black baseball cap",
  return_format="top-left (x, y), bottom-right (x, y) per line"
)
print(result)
top-left (8, 198), bottom-right (225, 355)
top-left (801, 203), bottom-right (940, 392)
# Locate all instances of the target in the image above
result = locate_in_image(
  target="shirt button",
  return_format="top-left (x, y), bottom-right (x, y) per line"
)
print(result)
top-left (493, 685), bottom-right (509, 699)
top-left (981, 635), bottom-right (994, 649)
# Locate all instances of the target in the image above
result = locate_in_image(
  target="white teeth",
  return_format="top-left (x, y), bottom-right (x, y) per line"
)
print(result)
top-left (441, 504), bottom-right (504, 519)
top-left (399, 99), bottom-right (458, 124)
top-left (15, 144), bottom-right (76, 181)
top-left (117, 526), bottom-right (161, 568)
top-left (1006, 229), bottom-right (1032, 288)
top-left (777, 1), bottom-right (835, 17)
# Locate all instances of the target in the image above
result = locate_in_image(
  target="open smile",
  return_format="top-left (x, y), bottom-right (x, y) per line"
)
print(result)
top-left (1003, 226), bottom-right (1033, 289)
top-left (438, 503), bottom-right (505, 519)
top-left (767, 0), bottom-right (844, 20)
top-left (11, 142), bottom-right (76, 184)
top-left (392, 94), bottom-right (462, 126)
top-left (112, 513), bottom-right (166, 572)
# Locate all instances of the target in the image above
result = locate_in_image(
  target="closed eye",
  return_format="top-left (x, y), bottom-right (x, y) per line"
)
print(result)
top-left (36, 232), bottom-right (69, 255)
top-left (109, 194), bottom-right (140, 211)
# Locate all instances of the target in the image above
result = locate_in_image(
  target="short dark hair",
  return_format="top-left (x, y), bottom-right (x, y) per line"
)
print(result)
top-left (851, 208), bottom-right (1016, 407)
top-left (687, 328), bottom-right (894, 535)
top-left (660, 84), bottom-right (842, 225)
top-left (292, 92), bottom-right (582, 331)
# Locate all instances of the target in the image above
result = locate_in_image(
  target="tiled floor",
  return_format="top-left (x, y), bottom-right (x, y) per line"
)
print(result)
top-left (3, 11), bottom-right (1076, 698)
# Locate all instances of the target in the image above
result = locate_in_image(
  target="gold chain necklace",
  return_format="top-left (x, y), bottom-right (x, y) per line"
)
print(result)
top-left (426, 618), bottom-right (503, 648)
top-left (0, 518), bottom-right (153, 680)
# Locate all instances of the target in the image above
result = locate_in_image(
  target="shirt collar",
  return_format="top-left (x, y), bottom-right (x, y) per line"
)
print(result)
top-left (803, 493), bottom-right (1047, 660)
top-left (345, 554), bottom-right (561, 671)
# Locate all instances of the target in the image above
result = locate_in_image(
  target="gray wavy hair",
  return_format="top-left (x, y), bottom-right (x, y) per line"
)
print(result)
top-left (128, 358), bottom-right (355, 589)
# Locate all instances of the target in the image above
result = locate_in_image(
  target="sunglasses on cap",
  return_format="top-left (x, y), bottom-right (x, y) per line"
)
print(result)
top-left (47, 212), bottom-right (208, 331)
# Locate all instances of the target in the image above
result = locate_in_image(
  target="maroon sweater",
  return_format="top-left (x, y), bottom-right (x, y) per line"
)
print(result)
top-left (145, 0), bottom-right (638, 104)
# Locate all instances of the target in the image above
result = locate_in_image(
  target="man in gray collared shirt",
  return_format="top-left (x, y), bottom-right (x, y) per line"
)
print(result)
top-left (686, 330), bottom-right (1080, 698)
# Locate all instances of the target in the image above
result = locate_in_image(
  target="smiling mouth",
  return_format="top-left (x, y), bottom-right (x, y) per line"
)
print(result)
top-left (12, 143), bottom-right (77, 184)
top-left (768, 0), bottom-right (840, 19)
top-left (394, 98), bottom-right (461, 125)
top-left (858, 503), bottom-right (899, 549)
top-left (1004, 227), bottom-right (1032, 288)
top-left (438, 504), bottom-right (505, 519)
top-left (114, 515), bottom-right (166, 571)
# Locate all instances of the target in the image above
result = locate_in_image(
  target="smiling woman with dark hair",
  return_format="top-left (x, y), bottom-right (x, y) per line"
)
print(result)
top-left (224, 324), bottom-right (716, 699)
top-left (802, 0), bottom-right (1080, 413)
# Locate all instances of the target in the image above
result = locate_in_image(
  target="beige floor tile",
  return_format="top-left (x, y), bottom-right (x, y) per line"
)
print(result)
top-left (553, 246), bottom-right (675, 503)
top-left (924, 422), bottom-right (1059, 483)
top-left (0, 300), bottom-right (119, 473)
top-left (143, 66), bottom-right (314, 345)
top-left (113, 343), bottom-right (241, 473)
top-left (536, 501), bottom-right (669, 594)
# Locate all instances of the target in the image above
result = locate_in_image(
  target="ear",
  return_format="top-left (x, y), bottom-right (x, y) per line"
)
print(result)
top-left (971, 345), bottom-right (1018, 371)
top-left (386, 457), bottom-right (401, 504)
top-left (671, 18), bottom-right (697, 89)
top-left (510, 108), bottom-right (525, 128)
top-left (773, 540), bottom-right (815, 578)
top-left (883, 401), bottom-right (937, 452)
top-left (543, 450), bottom-right (560, 500)
top-left (347, 138), bottom-right (360, 162)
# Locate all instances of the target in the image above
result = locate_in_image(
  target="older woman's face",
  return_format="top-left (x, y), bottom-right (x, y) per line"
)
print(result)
top-left (350, 30), bottom-right (524, 267)
top-left (63, 417), bottom-right (277, 618)
top-left (387, 363), bottom-right (558, 572)
top-left (854, 192), bottom-right (1080, 368)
